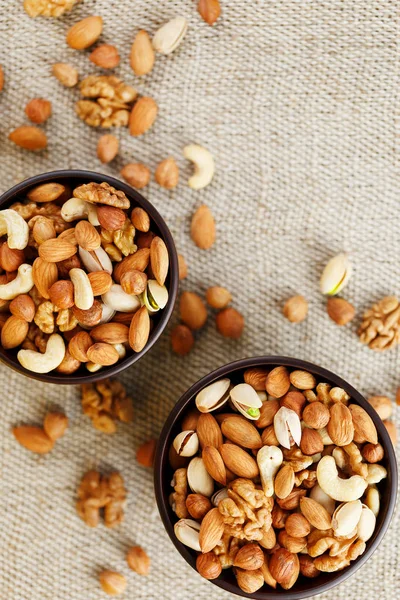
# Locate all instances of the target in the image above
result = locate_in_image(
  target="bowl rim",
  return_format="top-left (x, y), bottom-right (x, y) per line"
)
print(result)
top-left (0, 169), bottom-right (179, 384)
top-left (154, 355), bottom-right (398, 600)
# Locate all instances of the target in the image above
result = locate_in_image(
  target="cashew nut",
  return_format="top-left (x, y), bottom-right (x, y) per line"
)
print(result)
top-left (113, 343), bottom-right (126, 359)
top-left (69, 268), bottom-right (94, 310)
top-left (256, 445), bottom-right (283, 497)
top-left (317, 455), bottom-right (367, 502)
top-left (0, 209), bottom-right (29, 250)
top-left (102, 284), bottom-right (141, 313)
top-left (17, 333), bottom-right (65, 373)
top-left (79, 245), bottom-right (112, 274)
top-left (365, 463), bottom-right (387, 484)
top-left (0, 264), bottom-right (34, 300)
top-left (61, 198), bottom-right (100, 225)
top-left (86, 361), bottom-right (103, 373)
top-left (183, 144), bottom-right (215, 190)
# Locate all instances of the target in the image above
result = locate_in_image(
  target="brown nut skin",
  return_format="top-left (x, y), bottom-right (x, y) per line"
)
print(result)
top-left (198, 0), bottom-right (221, 26)
top-left (196, 552), bottom-right (222, 580)
top-left (383, 420), bottom-right (397, 446)
top-left (327, 297), bottom-right (355, 326)
top-left (177, 254), bottom-right (188, 280)
top-left (299, 555), bottom-right (320, 578)
top-left (285, 513), bottom-right (311, 538)
top-left (131, 207), bottom-right (150, 232)
top-left (206, 286), bottom-right (232, 309)
top-left (0, 243), bottom-right (25, 272)
top-left (277, 530), bottom-right (307, 554)
top-left (300, 428), bottom-right (324, 455)
top-left (90, 44), bottom-right (120, 69)
top-left (302, 401), bottom-right (330, 429)
top-left (281, 390), bottom-right (306, 417)
top-left (43, 412), bottom-right (68, 440)
top-left (9, 294), bottom-right (35, 322)
top-left (25, 98), bottom-right (52, 124)
top-left (181, 408), bottom-right (200, 431)
top-left (121, 163), bottom-right (151, 189)
top-left (171, 324), bottom-right (195, 356)
top-left (1, 316), bottom-right (29, 349)
top-left (186, 493), bottom-right (212, 520)
top-left (233, 543), bottom-right (264, 570)
top-left (216, 307), bottom-right (244, 339)
top-left (136, 439), bottom-right (157, 467)
top-left (180, 292), bottom-right (207, 330)
top-left (99, 570), bottom-right (126, 595)
top-left (72, 300), bottom-right (102, 327)
top-left (126, 546), bottom-right (150, 575)
top-left (234, 568), bottom-right (264, 594)
top-left (283, 295), bottom-right (308, 323)
top-left (361, 442), bottom-right (384, 463)
top-left (271, 505), bottom-right (289, 529)
top-left (269, 548), bottom-right (299, 589)
top-left (155, 157), bottom-right (179, 189)
top-left (97, 134), bottom-right (119, 164)
top-left (56, 349), bottom-right (81, 374)
top-left (48, 280), bottom-right (75, 309)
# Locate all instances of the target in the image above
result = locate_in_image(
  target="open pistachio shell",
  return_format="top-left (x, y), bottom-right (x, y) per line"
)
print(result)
top-left (273, 406), bottom-right (302, 448)
top-left (211, 488), bottom-right (229, 506)
top-left (174, 519), bottom-right (201, 551)
top-left (173, 430), bottom-right (199, 457)
top-left (230, 383), bottom-right (263, 420)
top-left (320, 253), bottom-right (352, 295)
top-left (195, 378), bottom-right (231, 413)
top-left (332, 500), bottom-right (362, 537)
top-left (187, 457), bottom-right (214, 497)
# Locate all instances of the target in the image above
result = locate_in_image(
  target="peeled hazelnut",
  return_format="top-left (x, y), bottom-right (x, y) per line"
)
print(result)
top-left (206, 286), bottom-right (232, 309)
top-left (186, 493), bottom-right (212, 520)
top-left (25, 98), bottom-right (52, 124)
top-left (196, 552), bottom-right (222, 580)
top-left (136, 438), bottom-right (157, 467)
top-left (171, 324), bottom-right (195, 355)
top-left (52, 63), bottom-right (79, 87)
top-left (216, 307), bottom-right (244, 339)
top-left (126, 546), bottom-right (150, 575)
top-left (367, 396), bottom-right (392, 420)
top-left (99, 570), bottom-right (127, 595)
top-left (121, 163), bottom-right (151, 189)
top-left (283, 295), bottom-right (308, 323)
top-left (299, 555), bottom-right (319, 578)
top-left (383, 420), bottom-right (397, 446)
top-left (43, 412), bottom-right (68, 441)
top-left (97, 134), bottom-right (119, 164)
top-left (155, 157), bottom-right (179, 189)
top-left (302, 401), bottom-right (330, 429)
top-left (89, 44), bottom-right (120, 69)
top-left (178, 254), bottom-right (188, 280)
top-left (285, 513), bottom-right (311, 538)
top-left (362, 442), bottom-right (384, 463)
top-left (327, 297), bottom-right (355, 325)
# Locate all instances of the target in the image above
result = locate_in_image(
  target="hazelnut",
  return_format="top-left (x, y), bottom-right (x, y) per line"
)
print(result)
top-left (285, 513), bottom-right (311, 538)
top-left (271, 504), bottom-right (289, 529)
top-left (269, 548), bottom-right (299, 589)
top-left (48, 280), bottom-right (75, 309)
top-left (299, 555), bottom-right (319, 578)
top-left (278, 530), bottom-right (307, 553)
top-left (155, 157), bottom-right (179, 189)
top-left (280, 390), bottom-right (306, 417)
top-left (120, 163), bottom-right (151, 189)
top-left (196, 552), bottom-right (222, 580)
top-left (99, 570), bottom-right (127, 595)
top-left (302, 401), bottom-right (330, 429)
top-left (25, 98), bottom-right (52, 124)
top-left (89, 44), bottom-right (120, 69)
top-left (234, 568), bottom-right (264, 593)
top-left (216, 307), bottom-right (244, 339)
top-left (9, 294), bottom-right (35, 322)
top-left (367, 396), bottom-right (392, 420)
top-left (233, 543), bottom-right (264, 570)
top-left (171, 324), bottom-right (195, 356)
top-left (121, 270), bottom-right (148, 295)
top-left (300, 427), bottom-right (323, 455)
top-left (126, 545), bottom-right (150, 575)
top-left (43, 412), bottom-right (68, 441)
top-left (178, 254), bottom-right (188, 280)
top-left (362, 442), bottom-right (384, 463)
top-left (206, 286), bottom-right (232, 309)
top-left (97, 134), bottom-right (119, 164)
top-left (282, 295), bottom-right (308, 323)
top-left (186, 493), bottom-right (212, 520)
top-left (383, 420), bottom-right (397, 446)
top-left (52, 63), bottom-right (79, 87)
top-left (261, 425), bottom-right (279, 446)
top-left (327, 297), bottom-right (355, 325)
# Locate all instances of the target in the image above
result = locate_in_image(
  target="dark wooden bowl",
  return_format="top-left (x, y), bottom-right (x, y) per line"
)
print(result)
top-left (154, 356), bottom-right (397, 599)
top-left (0, 170), bottom-right (179, 383)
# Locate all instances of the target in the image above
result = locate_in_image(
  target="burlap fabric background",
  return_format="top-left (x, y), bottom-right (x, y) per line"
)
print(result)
top-left (0, 1), bottom-right (399, 598)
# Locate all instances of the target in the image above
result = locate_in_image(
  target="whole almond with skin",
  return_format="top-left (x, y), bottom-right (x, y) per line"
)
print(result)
top-left (57, 349), bottom-right (81, 375)
top-left (266, 366), bottom-right (290, 397)
top-left (206, 286), bottom-right (232, 309)
top-left (32, 257), bottom-right (58, 298)
top-left (220, 443), bottom-right (259, 478)
top-left (90, 44), bottom-right (120, 69)
top-left (300, 428), bottom-right (323, 455)
top-left (33, 217), bottom-right (56, 245)
top-left (9, 294), bottom-right (35, 322)
top-left (121, 163), bottom-right (151, 188)
top-left (155, 157), bottom-right (179, 189)
top-left (88, 271), bottom-right (112, 296)
top-left (150, 236), bottom-right (169, 286)
top-left (12, 426), bottom-right (54, 454)
top-left (202, 446), bottom-right (226, 485)
top-left (191, 205), bottom-right (216, 249)
top-left (9, 126), bottom-right (47, 150)
top-left (197, 413), bottom-right (223, 448)
top-left (129, 97), bottom-right (158, 136)
top-left (0, 64), bottom-right (3, 92)
top-left (186, 494), bottom-right (212, 520)
top-left (233, 544), bottom-right (264, 570)
top-left (87, 342), bottom-right (119, 366)
top-left (221, 415), bottom-right (262, 449)
top-left (130, 30), bottom-right (155, 76)
top-left (0, 243), bottom-right (25, 271)
top-left (327, 297), bottom-right (355, 326)
top-left (121, 270), bottom-right (147, 295)
top-left (91, 323), bottom-right (129, 344)
top-left (289, 370), bottom-right (316, 390)
top-left (97, 205), bottom-right (126, 231)
top-left (28, 182), bottom-right (65, 203)
top-left (97, 134), bottom-right (119, 164)
top-left (274, 464), bottom-right (295, 499)
top-left (114, 249), bottom-right (150, 282)
top-left (129, 305), bottom-right (150, 352)
top-left (178, 254), bottom-right (188, 280)
top-left (131, 207), bottom-right (150, 232)
top-left (349, 404), bottom-right (378, 444)
top-left (198, 0), bottom-right (221, 25)
top-left (244, 367), bottom-right (269, 390)
top-left (52, 63), bottom-right (79, 87)
top-left (1, 316), bottom-right (29, 349)
top-left (300, 497), bottom-right (332, 530)
top-left (69, 331), bottom-right (93, 362)
top-left (25, 98), bottom-right (52, 124)
top-left (57, 228), bottom-right (76, 246)
top-left (113, 312), bottom-right (136, 326)
top-left (199, 507), bottom-right (225, 553)
top-left (66, 16), bottom-right (103, 50)
top-left (216, 307), bottom-right (244, 339)
top-left (255, 399), bottom-right (280, 428)
top-left (48, 280), bottom-right (74, 309)
top-left (39, 238), bottom-right (77, 262)
top-left (72, 299), bottom-right (102, 327)
top-left (302, 401), bottom-right (330, 429)
top-left (171, 324), bottom-right (194, 355)
top-left (196, 552), bottom-right (222, 580)
top-left (43, 412), bottom-right (68, 441)
top-left (75, 221), bottom-right (101, 252)
top-left (180, 292), bottom-right (207, 330)
top-left (327, 402), bottom-right (354, 446)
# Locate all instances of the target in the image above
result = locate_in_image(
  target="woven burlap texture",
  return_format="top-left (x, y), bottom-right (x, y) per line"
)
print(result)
top-left (0, 1), bottom-right (399, 598)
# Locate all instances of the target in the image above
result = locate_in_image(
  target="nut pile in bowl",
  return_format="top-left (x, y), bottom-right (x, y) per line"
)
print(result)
top-left (0, 179), bottom-right (170, 376)
top-left (168, 366), bottom-right (387, 594)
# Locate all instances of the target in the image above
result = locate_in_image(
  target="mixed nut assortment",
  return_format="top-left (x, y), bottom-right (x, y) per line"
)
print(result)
top-left (0, 180), bottom-right (170, 374)
top-left (169, 366), bottom-right (388, 593)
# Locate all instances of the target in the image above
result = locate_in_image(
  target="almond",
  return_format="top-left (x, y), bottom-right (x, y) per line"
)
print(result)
top-left (9, 294), bottom-right (35, 322)
top-left (89, 44), bottom-right (120, 69)
top-left (281, 390), bottom-right (306, 417)
top-left (75, 221), bottom-right (101, 252)
top-left (130, 30), bottom-right (155, 76)
top-left (1, 315), bottom-right (29, 349)
top-left (96, 205), bottom-right (126, 232)
top-left (202, 446), bottom-right (226, 486)
top-left (266, 366), bottom-right (290, 398)
top-left (32, 217), bottom-right (57, 244)
top-left (99, 571), bottom-right (127, 596)
top-left (196, 413), bottom-right (223, 448)
top-left (91, 322), bottom-right (129, 344)
top-left (255, 399), bottom-right (280, 428)
top-left (155, 157), bottom-right (179, 189)
top-left (68, 331), bottom-right (93, 362)
top-left (150, 236), bottom-right (169, 286)
top-left (220, 443), bottom-right (259, 478)
top-left (72, 299), bottom-right (102, 327)
top-left (180, 291), bottom-right (207, 330)
top-left (56, 349), bottom-right (81, 375)
top-left (289, 370), bottom-right (316, 390)
top-left (88, 270), bottom-right (112, 295)
top-left (121, 270), bottom-right (147, 295)
top-left (52, 63), bottom-right (79, 87)
top-left (48, 280), bottom-right (75, 309)
top-left (136, 438), bottom-right (157, 467)
top-left (97, 134), bottom-right (119, 164)
top-left (216, 307), bottom-right (244, 338)
top-left (221, 415), bottom-right (262, 449)
top-left (25, 98), bottom-right (52, 124)
top-left (129, 305), bottom-right (150, 352)
top-left (206, 286), bottom-right (232, 309)
top-left (274, 465), bottom-right (295, 499)
top-left (261, 425), bottom-right (279, 446)
top-left (126, 546), bottom-right (150, 575)
top-left (299, 428), bottom-right (323, 455)
top-left (302, 401), bottom-right (330, 429)
top-left (121, 163), bottom-right (151, 188)
top-left (299, 497), bottom-right (332, 530)
top-left (32, 257), bottom-right (59, 299)
top-left (12, 426), bottom-right (54, 454)
top-left (38, 238), bottom-right (77, 262)
top-left (131, 207), bottom-right (150, 232)
top-left (129, 97), bottom-right (158, 136)
top-left (191, 205), bottom-right (216, 249)
top-left (170, 324), bottom-right (194, 355)
top-left (233, 544), bottom-right (264, 570)
top-left (0, 243), bottom-right (25, 271)
top-left (66, 16), bottom-right (103, 50)
top-left (87, 342), bottom-right (119, 366)
top-left (198, 0), bottom-right (221, 26)
top-left (327, 297), bottom-right (355, 326)
top-left (383, 420), bottom-right (397, 446)
top-left (327, 402), bottom-right (354, 446)
top-left (9, 126), bottom-right (47, 151)
top-left (113, 249), bottom-right (150, 282)
top-left (43, 412), bottom-right (68, 441)
top-left (199, 508), bottom-right (224, 553)
top-left (349, 404), bottom-right (378, 444)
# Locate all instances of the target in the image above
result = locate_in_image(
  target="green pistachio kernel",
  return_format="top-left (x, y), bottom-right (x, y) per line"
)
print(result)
top-left (247, 407), bottom-right (260, 418)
